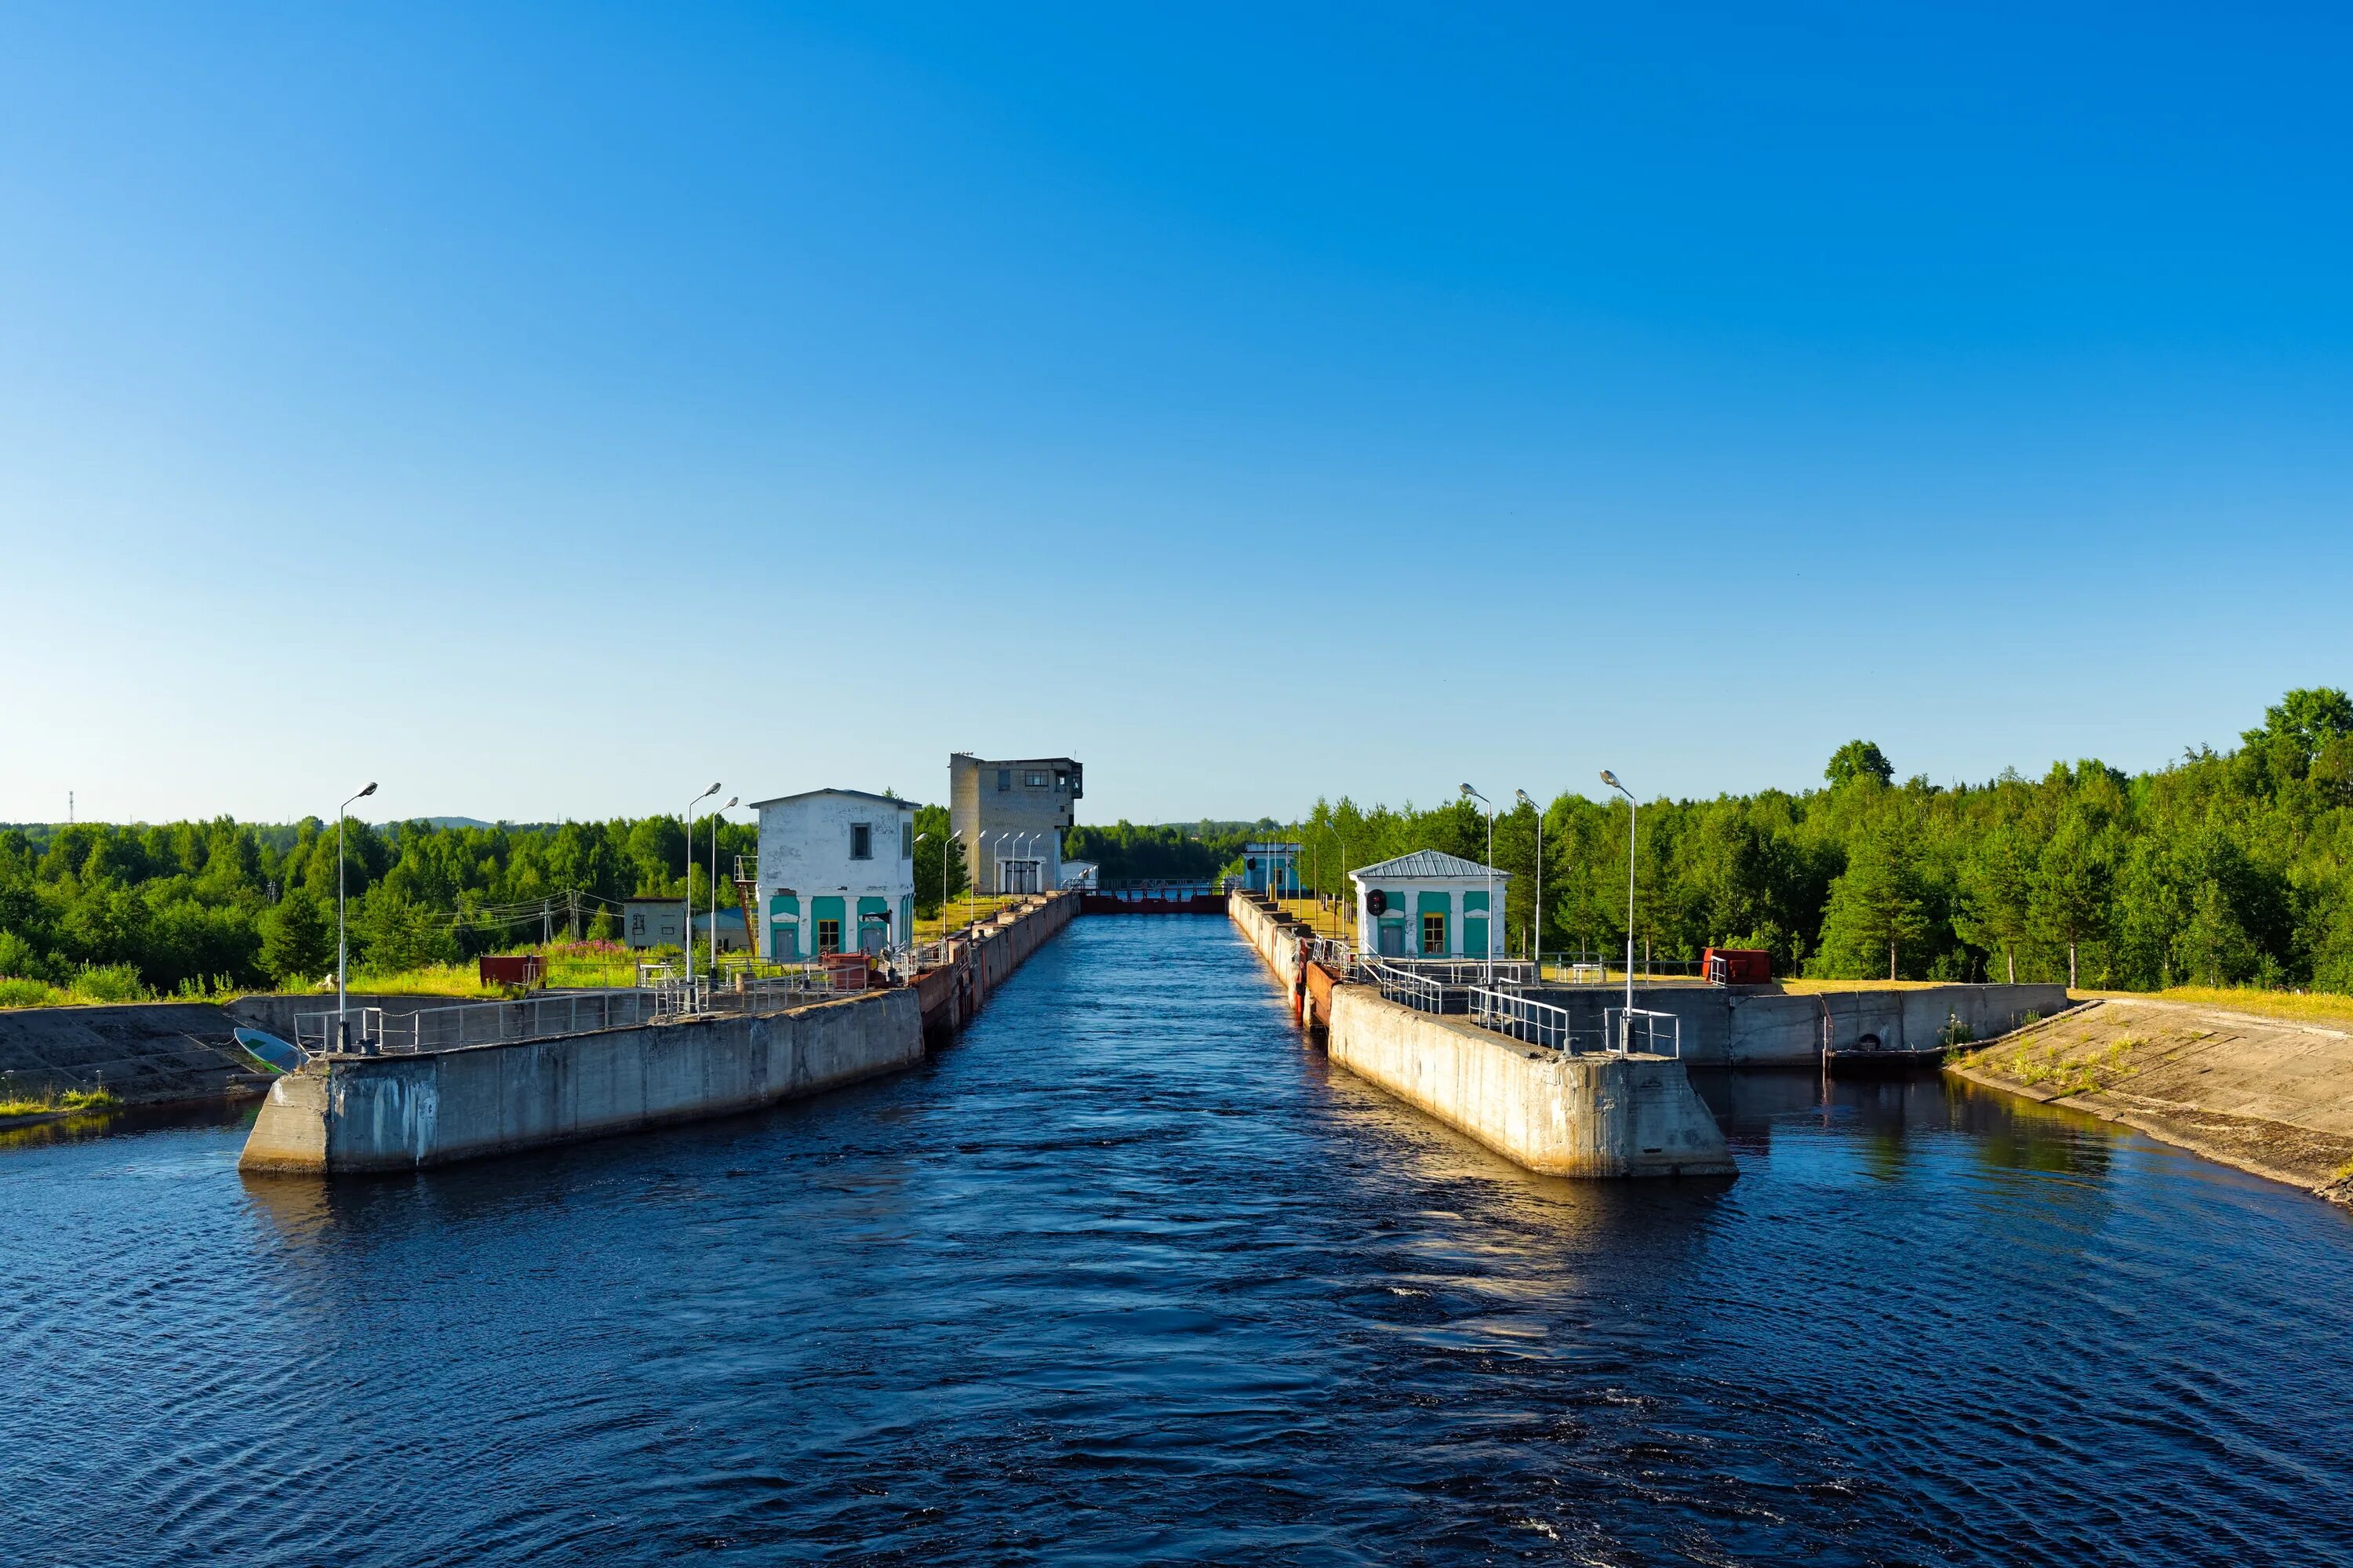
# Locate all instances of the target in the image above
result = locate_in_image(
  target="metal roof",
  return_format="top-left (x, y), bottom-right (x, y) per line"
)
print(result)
top-left (745, 788), bottom-right (918, 810)
top-left (1348, 849), bottom-right (1510, 881)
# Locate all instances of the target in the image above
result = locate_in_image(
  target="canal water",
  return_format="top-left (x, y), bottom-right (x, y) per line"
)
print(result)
top-left (5, 918), bottom-right (2351, 1566)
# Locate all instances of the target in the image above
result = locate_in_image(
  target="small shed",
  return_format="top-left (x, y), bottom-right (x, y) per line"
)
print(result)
top-left (620, 897), bottom-right (687, 951)
top-left (1350, 849), bottom-right (1511, 959)
top-left (1242, 842), bottom-right (1303, 897)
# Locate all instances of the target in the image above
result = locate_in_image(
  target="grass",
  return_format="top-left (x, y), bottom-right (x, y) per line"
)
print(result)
top-left (913, 894), bottom-right (1027, 944)
top-left (0, 1086), bottom-right (121, 1119)
top-left (2078, 984), bottom-right (2353, 1031)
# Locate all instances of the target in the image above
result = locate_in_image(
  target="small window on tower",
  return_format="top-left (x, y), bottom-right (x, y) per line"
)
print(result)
top-left (998, 769), bottom-right (1011, 791)
top-left (850, 823), bottom-right (872, 860)
top-left (901, 822), bottom-right (914, 858)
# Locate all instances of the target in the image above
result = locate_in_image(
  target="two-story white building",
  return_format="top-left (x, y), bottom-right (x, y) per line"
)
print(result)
top-left (747, 788), bottom-right (917, 959)
top-left (1349, 849), bottom-right (1510, 959)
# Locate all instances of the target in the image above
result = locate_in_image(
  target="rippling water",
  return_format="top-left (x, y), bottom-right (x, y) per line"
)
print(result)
top-left (5, 918), bottom-right (2351, 1566)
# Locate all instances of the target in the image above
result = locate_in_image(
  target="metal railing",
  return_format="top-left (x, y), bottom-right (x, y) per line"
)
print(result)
top-left (1362, 959), bottom-right (1449, 1014)
top-left (1366, 957), bottom-right (1534, 988)
top-left (1467, 987), bottom-right (1606, 1053)
top-left (1604, 1006), bottom-right (1682, 1058)
top-left (1304, 937), bottom-right (1358, 977)
top-left (294, 1007), bottom-right (386, 1053)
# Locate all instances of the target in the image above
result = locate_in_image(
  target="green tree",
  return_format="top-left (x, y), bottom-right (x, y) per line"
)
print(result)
top-left (1811, 828), bottom-right (1927, 980)
top-left (1959, 828), bottom-right (2037, 984)
top-left (911, 805), bottom-right (969, 915)
top-left (1825, 740), bottom-right (1894, 789)
top-left (259, 888), bottom-right (334, 985)
top-left (2033, 817), bottom-right (2112, 990)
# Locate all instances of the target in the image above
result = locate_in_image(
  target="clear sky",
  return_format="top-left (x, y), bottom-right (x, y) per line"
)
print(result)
top-left (3, 3), bottom-right (2349, 828)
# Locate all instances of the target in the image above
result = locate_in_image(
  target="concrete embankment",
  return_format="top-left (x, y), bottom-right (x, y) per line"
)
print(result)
top-left (1229, 893), bottom-right (1734, 1179)
top-left (242, 890), bottom-right (1079, 1175)
top-left (1522, 980), bottom-right (2071, 1066)
top-left (1947, 996), bottom-right (2353, 1204)
top-left (241, 988), bottom-right (925, 1173)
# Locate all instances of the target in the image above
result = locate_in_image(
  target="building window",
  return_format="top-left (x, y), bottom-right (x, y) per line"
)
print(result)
top-left (816, 919), bottom-right (842, 955)
top-left (1422, 912), bottom-right (1447, 954)
top-left (631, 913), bottom-right (644, 935)
top-left (1025, 771), bottom-right (1047, 788)
top-left (998, 769), bottom-right (1011, 791)
top-left (851, 823), bottom-right (872, 860)
top-left (1055, 773), bottom-right (1067, 791)
top-left (901, 821), bottom-right (914, 859)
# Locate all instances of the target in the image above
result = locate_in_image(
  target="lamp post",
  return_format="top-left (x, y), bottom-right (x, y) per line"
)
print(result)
top-left (1515, 789), bottom-right (1542, 977)
top-left (337, 781), bottom-right (376, 1053)
top-left (973, 831), bottom-right (999, 926)
top-left (1601, 769), bottom-right (1636, 1052)
top-left (1458, 784), bottom-right (1493, 985)
top-left (684, 782), bottom-right (720, 1002)
top-left (1316, 820), bottom-right (1349, 944)
top-left (709, 795), bottom-right (736, 977)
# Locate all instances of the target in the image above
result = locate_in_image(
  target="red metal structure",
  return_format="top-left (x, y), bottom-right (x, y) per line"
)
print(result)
top-left (478, 955), bottom-right (546, 990)
top-left (1703, 948), bottom-right (1772, 985)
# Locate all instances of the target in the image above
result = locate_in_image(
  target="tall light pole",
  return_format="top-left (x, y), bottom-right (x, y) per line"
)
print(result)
top-left (1459, 784), bottom-right (1493, 985)
top-left (1515, 789), bottom-right (1542, 975)
top-left (974, 831), bottom-right (999, 926)
top-left (946, 831), bottom-right (960, 938)
top-left (337, 781), bottom-right (376, 1053)
top-left (1316, 820), bottom-right (1349, 944)
top-left (709, 795), bottom-right (737, 975)
top-left (1601, 770), bottom-right (1636, 1052)
top-left (684, 781), bottom-right (720, 1000)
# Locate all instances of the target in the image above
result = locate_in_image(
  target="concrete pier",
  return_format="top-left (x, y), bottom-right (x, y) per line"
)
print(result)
top-left (1230, 893), bottom-right (1736, 1178)
top-left (242, 890), bottom-right (1078, 1175)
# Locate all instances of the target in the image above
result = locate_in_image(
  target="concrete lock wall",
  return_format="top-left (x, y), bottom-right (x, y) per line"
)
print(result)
top-left (241, 988), bottom-right (923, 1173)
top-left (1325, 987), bottom-right (1736, 1177)
top-left (1519, 982), bottom-right (2075, 1065)
top-left (1228, 891), bottom-right (1734, 1178)
top-left (241, 890), bottom-right (1080, 1176)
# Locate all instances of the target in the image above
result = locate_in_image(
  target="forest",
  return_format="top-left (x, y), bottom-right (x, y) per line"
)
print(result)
top-left (1087, 689), bottom-right (2353, 991)
top-left (3, 690), bottom-right (2349, 999)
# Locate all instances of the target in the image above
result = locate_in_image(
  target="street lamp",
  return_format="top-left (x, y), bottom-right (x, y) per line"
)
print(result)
top-left (1601, 769), bottom-right (1636, 1052)
top-left (684, 782), bottom-right (720, 1002)
top-left (337, 781), bottom-right (376, 1053)
top-left (1316, 820), bottom-right (1349, 944)
top-left (1515, 789), bottom-right (1542, 976)
top-left (709, 795), bottom-right (737, 977)
top-left (974, 831), bottom-right (1000, 926)
top-left (1459, 784), bottom-right (1493, 985)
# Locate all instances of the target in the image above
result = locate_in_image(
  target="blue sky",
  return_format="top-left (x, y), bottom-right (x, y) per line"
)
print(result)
top-left (3, 3), bottom-right (2349, 828)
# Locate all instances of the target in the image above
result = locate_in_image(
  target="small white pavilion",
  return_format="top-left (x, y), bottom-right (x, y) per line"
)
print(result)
top-left (1350, 849), bottom-right (1510, 959)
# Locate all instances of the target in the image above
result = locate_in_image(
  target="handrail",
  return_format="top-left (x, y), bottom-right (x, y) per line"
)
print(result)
top-left (1466, 986), bottom-right (1602, 1053)
top-left (1362, 959), bottom-right (1446, 1014)
top-left (1604, 1006), bottom-right (1682, 1058)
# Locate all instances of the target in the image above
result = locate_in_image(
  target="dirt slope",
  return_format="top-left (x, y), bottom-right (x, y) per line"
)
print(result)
top-left (1949, 996), bottom-right (2353, 1202)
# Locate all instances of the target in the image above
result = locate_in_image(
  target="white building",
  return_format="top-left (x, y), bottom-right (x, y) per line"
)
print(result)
top-left (747, 788), bottom-right (917, 959)
top-left (1349, 849), bottom-right (1511, 959)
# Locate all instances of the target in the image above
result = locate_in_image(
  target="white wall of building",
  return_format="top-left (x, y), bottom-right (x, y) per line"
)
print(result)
top-left (754, 792), bottom-right (916, 959)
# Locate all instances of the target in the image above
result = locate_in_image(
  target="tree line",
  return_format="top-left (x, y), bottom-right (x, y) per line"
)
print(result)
top-left (0, 804), bottom-right (976, 995)
top-left (6, 689), bottom-right (2349, 995)
top-left (1257, 689), bottom-right (2353, 989)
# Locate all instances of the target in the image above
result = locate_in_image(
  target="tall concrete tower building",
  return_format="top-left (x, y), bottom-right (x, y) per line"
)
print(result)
top-left (948, 753), bottom-right (1083, 894)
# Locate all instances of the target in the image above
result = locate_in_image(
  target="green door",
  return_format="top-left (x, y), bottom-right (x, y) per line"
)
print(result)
top-left (1417, 892), bottom-right (1451, 955)
top-left (1463, 891), bottom-right (1489, 959)
top-left (812, 896), bottom-right (846, 955)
